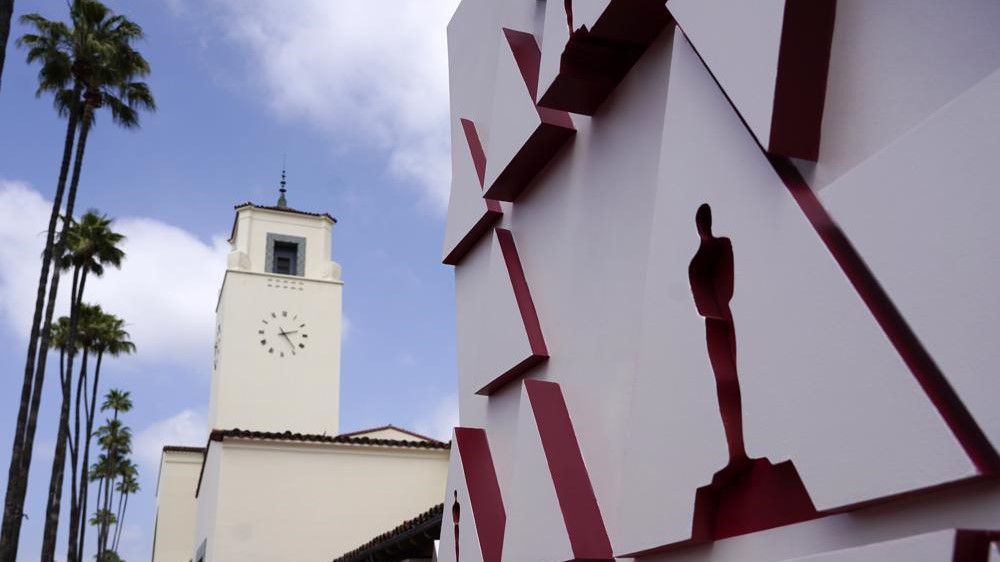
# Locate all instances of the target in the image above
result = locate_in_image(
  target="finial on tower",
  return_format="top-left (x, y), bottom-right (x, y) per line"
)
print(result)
top-left (277, 156), bottom-right (288, 208)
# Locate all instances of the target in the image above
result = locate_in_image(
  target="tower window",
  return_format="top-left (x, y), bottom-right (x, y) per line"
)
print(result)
top-left (266, 233), bottom-right (307, 276)
top-left (273, 242), bottom-right (298, 275)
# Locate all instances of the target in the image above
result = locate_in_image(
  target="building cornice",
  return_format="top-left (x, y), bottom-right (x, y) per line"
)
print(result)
top-left (194, 428), bottom-right (451, 497)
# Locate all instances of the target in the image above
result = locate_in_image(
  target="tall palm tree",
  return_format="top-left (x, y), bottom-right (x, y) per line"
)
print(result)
top-left (4, 12), bottom-right (81, 558)
top-left (40, 211), bottom-right (125, 562)
top-left (39, 305), bottom-right (99, 562)
top-left (100, 457), bottom-right (134, 556)
top-left (73, 315), bottom-right (133, 562)
top-left (110, 464), bottom-right (137, 552)
top-left (101, 390), bottom-right (131, 422)
top-left (90, 419), bottom-right (129, 561)
top-left (0, 0), bottom-right (12, 92)
top-left (3, 3), bottom-right (153, 559)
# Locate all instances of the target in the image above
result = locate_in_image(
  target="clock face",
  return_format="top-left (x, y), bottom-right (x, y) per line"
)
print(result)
top-left (258, 310), bottom-right (309, 358)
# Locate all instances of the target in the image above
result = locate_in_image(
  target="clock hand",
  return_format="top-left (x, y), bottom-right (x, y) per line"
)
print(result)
top-left (281, 332), bottom-right (296, 355)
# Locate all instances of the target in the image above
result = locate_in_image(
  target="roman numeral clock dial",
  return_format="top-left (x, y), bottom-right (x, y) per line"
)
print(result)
top-left (258, 310), bottom-right (309, 358)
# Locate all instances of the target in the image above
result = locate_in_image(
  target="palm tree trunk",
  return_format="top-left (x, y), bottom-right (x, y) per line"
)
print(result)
top-left (99, 446), bottom-right (114, 557)
top-left (74, 347), bottom-right (100, 562)
top-left (40, 347), bottom-right (87, 562)
top-left (0, 0), bottom-right (12, 93)
top-left (0, 86), bottom-right (81, 562)
top-left (112, 492), bottom-right (128, 552)
top-left (111, 486), bottom-right (124, 552)
top-left (65, 344), bottom-right (88, 562)
top-left (40, 266), bottom-right (82, 562)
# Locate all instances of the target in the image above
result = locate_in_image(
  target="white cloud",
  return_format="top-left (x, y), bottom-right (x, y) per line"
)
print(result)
top-left (413, 394), bottom-right (458, 442)
top-left (134, 409), bottom-right (207, 470)
top-left (199, 0), bottom-right (459, 210)
top-left (0, 180), bottom-right (229, 368)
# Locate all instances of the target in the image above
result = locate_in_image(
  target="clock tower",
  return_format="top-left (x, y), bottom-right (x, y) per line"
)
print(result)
top-left (208, 183), bottom-right (343, 435)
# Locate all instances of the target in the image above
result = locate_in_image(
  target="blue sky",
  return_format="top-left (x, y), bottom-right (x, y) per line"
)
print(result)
top-left (0, 0), bottom-right (459, 559)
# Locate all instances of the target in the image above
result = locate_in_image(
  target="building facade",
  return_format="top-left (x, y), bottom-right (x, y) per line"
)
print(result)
top-left (152, 199), bottom-right (450, 562)
top-left (439, 0), bottom-right (1000, 561)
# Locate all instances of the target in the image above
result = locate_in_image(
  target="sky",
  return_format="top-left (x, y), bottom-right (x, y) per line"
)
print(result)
top-left (0, 0), bottom-right (460, 560)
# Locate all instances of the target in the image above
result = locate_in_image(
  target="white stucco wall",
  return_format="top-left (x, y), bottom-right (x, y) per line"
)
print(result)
top-left (210, 206), bottom-right (343, 435)
top-left (152, 450), bottom-right (203, 562)
top-left (228, 207), bottom-right (338, 280)
top-left (193, 439), bottom-right (448, 562)
top-left (209, 271), bottom-right (342, 435)
top-left (194, 445), bottom-right (223, 562)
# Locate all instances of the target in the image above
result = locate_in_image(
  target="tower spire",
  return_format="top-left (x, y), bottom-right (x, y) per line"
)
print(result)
top-left (277, 157), bottom-right (288, 208)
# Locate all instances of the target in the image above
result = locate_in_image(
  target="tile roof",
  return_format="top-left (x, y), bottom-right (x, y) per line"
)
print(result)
top-left (331, 504), bottom-right (443, 562)
top-left (234, 202), bottom-right (337, 223)
top-left (161, 445), bottom-right (206, 454)
top-left (336, 424), bottom-right (447, 445)
top-left (208, 428), bottom-right (450, 450)
top-left (229, 202), bottom-right (337, 243)
top-left (194, 428), bottom-right (450, 498)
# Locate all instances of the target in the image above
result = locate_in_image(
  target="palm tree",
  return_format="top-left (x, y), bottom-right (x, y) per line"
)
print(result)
top-left (102, 390), bottom-right (131, 422)
top-left (3, 3), bottom-right (153, 559)
top-left (39, 305), bottom-right (99, 562)
top-left (0, 0), bottom-right (12, 92)
top-left (96, 550), bottom-right (123, 562)
top-left (64, 304), bottom-right (103, 562)
top-left (72, 317), bottom-right (133, 562)
top-left (90, 420), bottom-right (129, 560)
top-left (87, 509), bottom-right (115, 536)
top-left (110, 466), bottom-right (137, 553)
top-left (39, 211), bottom-right (124, 562)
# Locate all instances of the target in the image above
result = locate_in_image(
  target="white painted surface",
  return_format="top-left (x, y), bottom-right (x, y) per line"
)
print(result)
top-left (194, 439), bottom-right (448, 562)
top-left (667, 0), bottom-right (784, 152)
top-left (799, 0), bottom-right (1000, 189)
top-left (775, 529), bottom-right (957, 562)
top-left (438, 432), bottom-right (486, 562)
top-left (500, 385), bottom-right (574, 562)
top-left (444, 0), bottom-right (1000, 560)
top-left (482, 30), bottom-right (546, 194)
top-left (820, 66), bottom-right (1000, 453)
top-left (477, 231), bottom-right (535, 393)
top-left (537, 0), bottom-right (569, 100)
top-left (152, 450), bottom-right (203, 562)
top-left (443, 0), bottom-right (504, 262)
top-left (620, 35), bottom-right (973, 546)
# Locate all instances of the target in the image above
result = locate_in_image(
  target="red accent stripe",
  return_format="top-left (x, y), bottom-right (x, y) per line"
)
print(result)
top-left (502, 28), bottom-right (541, 101)
top-left (477, 229), bottom-right (549, 394)
top-left (442, 209), bottom-right (503, 266)
top-left (461, 118), bottom-right (488, 187)
top-left (455, 427), bottom-right (506, 562)
top-left (768, 0), bottom-right (836, 160)
top-left (525, 380), bottom-right (613, 560)
top-left (496, 229), bottom-right (548, 358)
top-left (681, 32), bottom-right (999, 474)
top-left (443, 119), bottom-right (504, 266)
top-left (483, 30), bottom-right (575, 202)
top-left (537, 0), bottom-right (671, 114)
top-left (952, 530), bottom-right (1000, 562)
top-left (771, 156), bottom-right (999, 474)
top-left (502, 29), bottom-right (575, 129)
